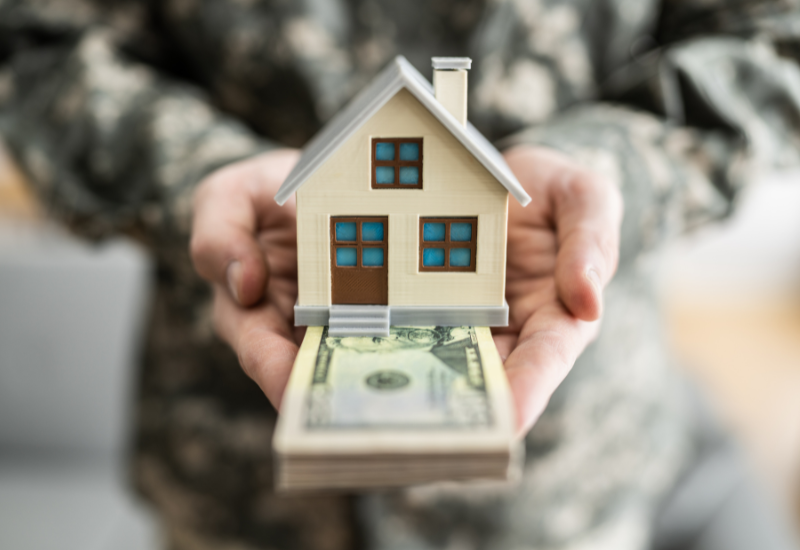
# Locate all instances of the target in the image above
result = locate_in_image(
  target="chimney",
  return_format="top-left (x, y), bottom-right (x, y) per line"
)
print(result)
top-left (432, 57), bottom-right (471, 127)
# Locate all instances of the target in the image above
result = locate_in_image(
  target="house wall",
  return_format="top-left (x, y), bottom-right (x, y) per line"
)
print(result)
top-left (296, 89), bottom-right (509, 307)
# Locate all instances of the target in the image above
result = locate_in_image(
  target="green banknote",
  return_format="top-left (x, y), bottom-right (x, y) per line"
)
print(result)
top-left (274, 326), bottom-right (518, 490)
top-left (306, 326), bottom-right (493, 429)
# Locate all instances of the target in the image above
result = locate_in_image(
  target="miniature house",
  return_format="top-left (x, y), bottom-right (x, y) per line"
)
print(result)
top-left (275, 56), bottom-right (531, 336)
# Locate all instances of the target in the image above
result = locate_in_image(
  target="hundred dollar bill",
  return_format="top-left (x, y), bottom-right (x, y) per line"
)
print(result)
top-left (274, 326), bottom-right (520, 490)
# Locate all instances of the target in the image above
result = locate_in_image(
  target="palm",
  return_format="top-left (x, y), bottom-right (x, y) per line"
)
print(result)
top-left (495, 202), bottom-right (562, 352)
top-left (493, 177), bottom-right (587, 430)
top-left (198, 151), bottom-right (304, 407)
top-left (491, 147), bottom-right (620, 430)
top-left (221, 205), bottom-right (303, 404)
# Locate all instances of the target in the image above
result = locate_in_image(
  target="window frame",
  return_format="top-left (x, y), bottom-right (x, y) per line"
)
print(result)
top-left (331, 216), bottom-right (388, 269)
top-left (418, 217), bottom-right (477, 272)
top-left (371, 138), bottom-right (423, 189)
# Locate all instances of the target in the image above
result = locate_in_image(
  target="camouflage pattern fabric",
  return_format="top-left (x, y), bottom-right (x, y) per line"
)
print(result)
top-left (2, 1), bottom-right (800, 549)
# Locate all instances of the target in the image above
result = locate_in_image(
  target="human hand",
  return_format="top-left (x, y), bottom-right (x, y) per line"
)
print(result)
top-left (495, 146), bottom-right (622, 435)
top-left (190, 146), bottom-right (622, 437)
top-left (190, 149), bottom-right (303, 408)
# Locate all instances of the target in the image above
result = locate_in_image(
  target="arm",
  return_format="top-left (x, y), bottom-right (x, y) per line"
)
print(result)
top-left (0, 3), bottom-right (271, 244)
top-left (505, 31), bottom-right (800, 264)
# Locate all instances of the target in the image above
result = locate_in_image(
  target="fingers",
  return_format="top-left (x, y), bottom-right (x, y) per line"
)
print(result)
top-left (212, 284), bottom-right (298, 408)
top-left (505, 146), bottom-right (622, 321)
top-left (191, 169), bottom-right (269, 306)
top-left (238, 327), bottom-right (298, 409)
top-left (500, 146), bottom-right (619, 435)
top-left (552, 168), bottom-right (622, 320)
top-left (492, 333), bottom-right (518, 362)
top-left (503, 302), bottom-right (600, 434)
top-left (190, 149), bottom-right (300, 306)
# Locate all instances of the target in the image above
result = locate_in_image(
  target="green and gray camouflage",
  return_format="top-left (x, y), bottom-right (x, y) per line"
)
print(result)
top-left (2, 0), bottom-right (800, 548)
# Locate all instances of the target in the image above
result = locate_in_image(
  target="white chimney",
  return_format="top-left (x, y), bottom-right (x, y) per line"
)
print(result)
top-left (432, 57), bottom-right (471, 127)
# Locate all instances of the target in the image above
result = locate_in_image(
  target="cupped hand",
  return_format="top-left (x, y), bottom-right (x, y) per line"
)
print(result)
top-left (495, 146), bottom-right (622, 434)
top-left (190, 146), bottom-right (622, 435)
top-left (190, 149), bottom-right (302, 407)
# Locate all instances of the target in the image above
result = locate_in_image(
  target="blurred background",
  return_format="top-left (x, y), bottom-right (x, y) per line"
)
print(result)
top-left (0, 141), bottom-right (162, 549)
top-left (1, 136), bottom-right (799, 547)
top-left (656, 168), bottom-right (800, 529)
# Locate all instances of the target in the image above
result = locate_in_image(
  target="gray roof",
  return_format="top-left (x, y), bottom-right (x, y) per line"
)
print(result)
top-left (274, 56), bottom-right (531, 207)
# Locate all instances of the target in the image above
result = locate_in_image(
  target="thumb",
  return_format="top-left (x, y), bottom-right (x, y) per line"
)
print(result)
top-left (552, 171), bottom-right (622, 321)
top-left (190, 167), bottom-right (270, 306)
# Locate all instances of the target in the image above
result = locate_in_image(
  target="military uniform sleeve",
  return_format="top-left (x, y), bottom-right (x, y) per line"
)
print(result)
top-left (0, 3), bottom-right (272, 242)
top-left (501, 104), bottom-right (736, 266)
top-left (469, 1), bottom-right (800, 265)
top-left (508, 35), bottom-right (800, 263)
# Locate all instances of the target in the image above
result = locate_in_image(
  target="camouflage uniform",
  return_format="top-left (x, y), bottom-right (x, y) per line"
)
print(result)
top-left (1, 1), bottom-right (799, 549)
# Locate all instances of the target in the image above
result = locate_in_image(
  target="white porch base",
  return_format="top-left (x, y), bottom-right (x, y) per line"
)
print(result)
top-left (294, 300), bottom-right (509, 328)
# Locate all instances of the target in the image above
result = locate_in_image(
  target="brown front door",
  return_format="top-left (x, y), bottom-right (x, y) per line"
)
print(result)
top-left (330, 216), bottom-right (388, 304)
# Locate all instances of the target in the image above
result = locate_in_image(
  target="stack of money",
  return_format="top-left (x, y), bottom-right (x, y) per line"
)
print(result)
top-left (274, 325), bottom-right (521, 490)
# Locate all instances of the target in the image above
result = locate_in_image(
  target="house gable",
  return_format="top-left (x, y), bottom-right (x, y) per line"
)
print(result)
top-left (275, 56), bottom-right (531, 207)
top-left (295, 88), bottom-right (509, 308)
top-left (298, 88), bottom-right (508, 206)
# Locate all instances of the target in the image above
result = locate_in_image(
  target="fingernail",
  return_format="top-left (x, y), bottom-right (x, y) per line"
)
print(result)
top-left (586, 267), bottom-right (602, 293)
top-left (227, 261), bottom-right (242, 303)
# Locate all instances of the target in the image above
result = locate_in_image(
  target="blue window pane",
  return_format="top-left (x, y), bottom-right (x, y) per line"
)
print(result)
top-left (335, 222), bottom-right (356, 241)
top-left (422, 248), bottom-right (445, 267)
top-left (450, 223), bottom-right (473, 242)
top-left (399, 166), bottom-right (419, 185)
top-left (376, 166), bottom-right (395, 184)
top-left (375, 142), bottom-right (395, 160)
top-left (362, 248), bottom-right (385, 266)
top-left (423, 223), bottom-right (445, 242)
top-left (450, 248), bottom-right (471, 267)
top-left (399, 142), bottom-right (419, 161)
top-left (361, 222), bottom-right (384, 242)
top-left (336, 247), bottom-right (357, 267)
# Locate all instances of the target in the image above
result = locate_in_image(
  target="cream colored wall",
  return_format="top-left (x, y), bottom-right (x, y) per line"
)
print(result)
top-left (296, 89), bottom-right (509, 307)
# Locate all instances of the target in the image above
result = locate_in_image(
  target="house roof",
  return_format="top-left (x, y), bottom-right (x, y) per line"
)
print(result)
top-left (274, 55), bottom-right (532, 207)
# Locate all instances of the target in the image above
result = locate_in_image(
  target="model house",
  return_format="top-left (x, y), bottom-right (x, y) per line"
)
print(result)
top-left (274, 56), bottom-right (531, 336)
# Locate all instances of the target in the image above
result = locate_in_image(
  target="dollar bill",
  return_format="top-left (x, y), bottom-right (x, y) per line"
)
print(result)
top-left (274, 326), bottom-right (520, 490)
top-left (307, 326), bottom-right (492, 429)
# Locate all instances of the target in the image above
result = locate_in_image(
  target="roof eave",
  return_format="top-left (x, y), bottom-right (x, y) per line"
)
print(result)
top-left (274, 55), bottom-right (532, 207)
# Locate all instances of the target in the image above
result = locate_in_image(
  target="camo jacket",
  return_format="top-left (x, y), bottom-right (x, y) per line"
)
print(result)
top-left (2, 1), bottom-right (800, 549)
